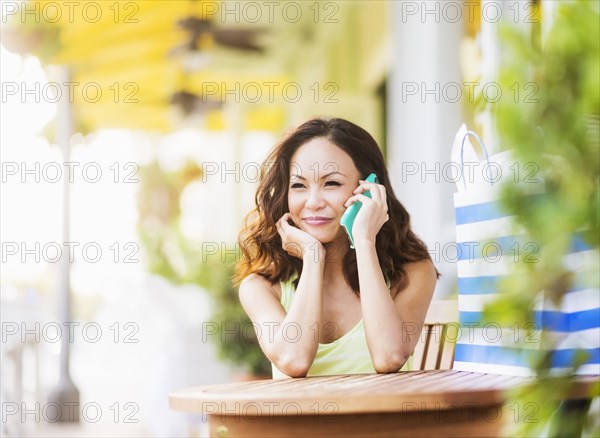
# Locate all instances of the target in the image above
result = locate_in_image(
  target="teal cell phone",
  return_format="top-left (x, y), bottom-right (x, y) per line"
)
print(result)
top-left (340, 173), bottom-right (379, 249)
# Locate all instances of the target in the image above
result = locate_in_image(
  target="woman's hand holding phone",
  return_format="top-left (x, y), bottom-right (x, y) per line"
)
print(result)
top-left (343, 177), bottom-right (389, 248)
top-left (276, 213), bottom-right (325, 261)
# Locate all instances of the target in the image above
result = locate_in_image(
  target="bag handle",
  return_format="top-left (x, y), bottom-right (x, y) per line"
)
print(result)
top-left (460, 130), bottom-right (494, 191)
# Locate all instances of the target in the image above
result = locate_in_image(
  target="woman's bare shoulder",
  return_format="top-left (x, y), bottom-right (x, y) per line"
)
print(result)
top-left (390, 259), bottom-right (437, 299)
top-left (239, 273), bottom-right (282, 300)
top-left (404, 258), bottom-right (438, 279)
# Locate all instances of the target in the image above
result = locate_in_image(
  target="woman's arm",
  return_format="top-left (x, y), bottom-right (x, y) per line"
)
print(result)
top-left (354, 246), bottom-right (437, 373)
top-left (346, 180), bottom-right (436, 373)
top-left (239, 213), bottom-right (327, 377)
top-left (239, 253), bottom-right (325, 377)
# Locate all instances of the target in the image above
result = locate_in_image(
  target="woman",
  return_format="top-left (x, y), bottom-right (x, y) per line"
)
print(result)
top-left (235, 117), bottom-right (439, 378)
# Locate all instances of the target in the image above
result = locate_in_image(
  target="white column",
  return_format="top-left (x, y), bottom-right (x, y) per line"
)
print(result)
top-left (541, 0), bottom-right (558, 44)
top-left (388, 1), bottom-right (464, 297)
top-left (47, 66), bottom-right (80, 422)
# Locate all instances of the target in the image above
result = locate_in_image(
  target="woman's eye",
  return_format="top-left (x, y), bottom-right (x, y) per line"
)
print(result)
top-left (325, 181), bottom-right (341, 186)
top-left (290, 183), bottom-right (304, 189)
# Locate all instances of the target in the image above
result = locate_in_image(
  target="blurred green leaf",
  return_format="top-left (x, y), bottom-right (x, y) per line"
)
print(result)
top-left (137, 157), bottom-right (270, 375)
top-left (485, 1), bottom-right (599, 435)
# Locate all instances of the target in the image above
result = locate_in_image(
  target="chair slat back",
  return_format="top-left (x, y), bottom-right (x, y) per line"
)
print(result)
top-left (410, 300), bottom-right (458, 370)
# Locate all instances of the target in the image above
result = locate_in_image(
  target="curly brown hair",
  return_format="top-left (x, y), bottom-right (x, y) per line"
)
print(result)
top-left (234, 117), bottom-right (439, 295)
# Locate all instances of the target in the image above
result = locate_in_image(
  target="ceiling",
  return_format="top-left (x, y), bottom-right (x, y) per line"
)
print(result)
top-left (1, 0), bottom-right (337, 133)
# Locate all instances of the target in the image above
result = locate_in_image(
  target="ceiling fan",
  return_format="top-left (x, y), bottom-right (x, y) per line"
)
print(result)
top-left (173, 17), bottom-right (267, 54)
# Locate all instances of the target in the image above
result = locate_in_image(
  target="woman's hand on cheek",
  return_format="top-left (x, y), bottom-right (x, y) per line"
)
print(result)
top-left (276, 213), bottom-right (325, 260)
top-left (344, 181), bottom-right (389, 247)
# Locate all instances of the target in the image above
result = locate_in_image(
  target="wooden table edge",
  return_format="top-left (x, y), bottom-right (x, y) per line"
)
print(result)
top-left (169, 372), bottom-right (598, 415)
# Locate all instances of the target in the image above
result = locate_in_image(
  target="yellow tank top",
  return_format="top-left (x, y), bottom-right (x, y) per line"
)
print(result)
top-left (272, 273), bottom-right (376, 378)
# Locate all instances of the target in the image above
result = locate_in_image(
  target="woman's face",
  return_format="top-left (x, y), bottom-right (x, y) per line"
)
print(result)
top-left (287, 137), bottom-right (361, 245)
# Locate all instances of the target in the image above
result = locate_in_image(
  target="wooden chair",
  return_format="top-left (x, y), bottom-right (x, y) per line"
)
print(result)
top-left (410, 299), bottom-right (458, 370)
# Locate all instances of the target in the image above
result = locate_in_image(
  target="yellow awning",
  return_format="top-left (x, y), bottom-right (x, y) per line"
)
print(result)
top-left (3, 0), bottom-right (288, 133)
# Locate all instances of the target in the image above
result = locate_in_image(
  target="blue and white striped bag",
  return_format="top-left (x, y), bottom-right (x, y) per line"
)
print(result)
top-left (451, 130), bottom-right (600, 376)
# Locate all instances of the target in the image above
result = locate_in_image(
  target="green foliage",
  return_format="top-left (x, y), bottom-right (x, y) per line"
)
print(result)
top-left (205, 258), bottom-right (272, 376)
top-left (137, 159), bottom-right (271, 376)
top-left (484, 1), bottom-right (599, 435)
top-left (1, 12), bottom-right (62, 63)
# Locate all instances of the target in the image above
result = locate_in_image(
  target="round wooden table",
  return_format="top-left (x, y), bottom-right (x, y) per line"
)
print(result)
top-left (169, 370), bottom-right (594, 437)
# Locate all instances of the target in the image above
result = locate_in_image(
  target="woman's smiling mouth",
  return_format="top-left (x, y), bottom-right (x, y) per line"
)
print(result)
top-left (303, 217), bottom-right (334, 226)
